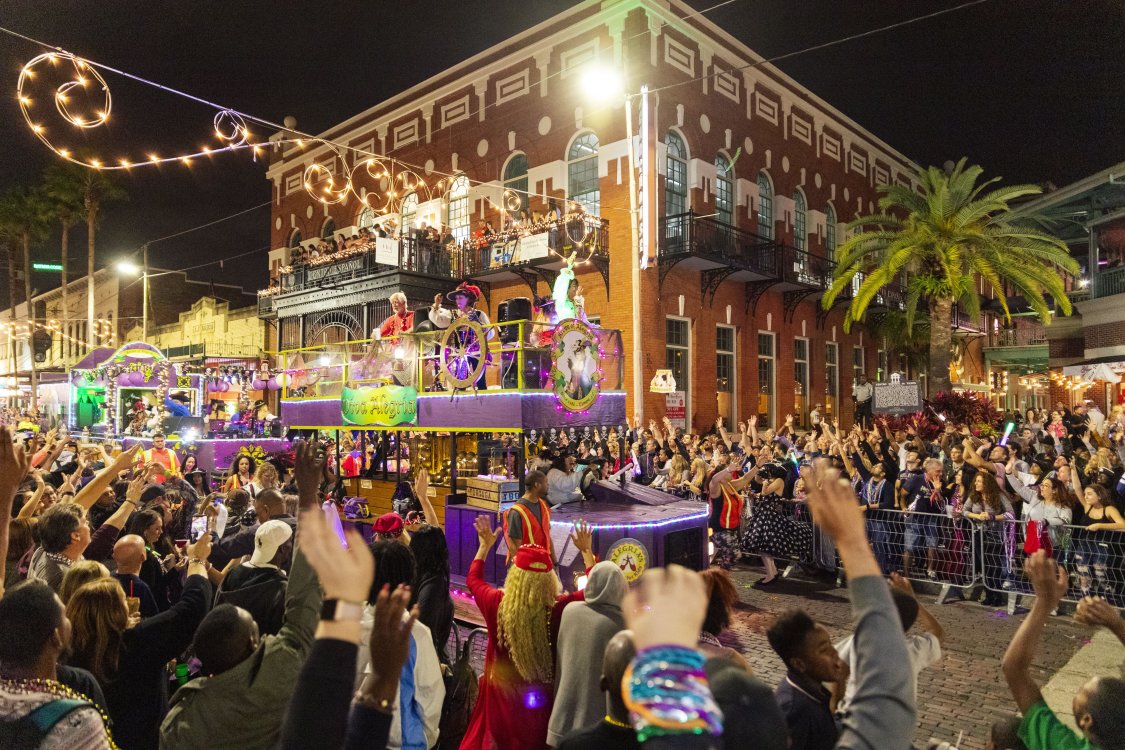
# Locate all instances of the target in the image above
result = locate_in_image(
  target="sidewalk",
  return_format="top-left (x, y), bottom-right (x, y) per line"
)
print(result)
top-left (1042, 627), bottom-right (1125, 730)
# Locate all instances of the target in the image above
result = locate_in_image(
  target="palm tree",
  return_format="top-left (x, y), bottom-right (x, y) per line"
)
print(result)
top-left (823, 158), bottom-right (1079, 396)
top-left (42, 165), bottom-right (87, 349)
top-left (0, 186), bottom-right (51, 410)
top-left (70, 165), bottom-right (126, 347)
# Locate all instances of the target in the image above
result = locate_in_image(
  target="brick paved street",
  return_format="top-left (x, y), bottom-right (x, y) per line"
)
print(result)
top-left (723, 564), bottom-right (1092, 750)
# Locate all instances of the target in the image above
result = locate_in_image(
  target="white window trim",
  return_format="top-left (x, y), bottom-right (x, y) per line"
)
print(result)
top-left (757, 330), bottom-right (776, 427)
top-left (794, 336), bottom-right (810, 424)
top-left (667, 315), bottom-right (693, 429)
top-left (717, 324), bottom-right (737, 426)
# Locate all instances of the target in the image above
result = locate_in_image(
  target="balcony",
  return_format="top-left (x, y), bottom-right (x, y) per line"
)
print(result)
top-left (1095, 265), bottom-right (1125, 298)
top-left (987, 324), bottom-right (1047, 348)
top-left (658, 212), bottom-right (835, 319)
top-left (259, 213), bottom-right (609, 302)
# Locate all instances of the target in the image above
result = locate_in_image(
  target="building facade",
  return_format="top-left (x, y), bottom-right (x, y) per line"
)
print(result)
top-left (259, 0), bottom-right (1004, 430)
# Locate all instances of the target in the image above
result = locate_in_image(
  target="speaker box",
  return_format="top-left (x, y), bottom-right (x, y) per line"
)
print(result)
top-left (498, 297), bottom-right (531, 344)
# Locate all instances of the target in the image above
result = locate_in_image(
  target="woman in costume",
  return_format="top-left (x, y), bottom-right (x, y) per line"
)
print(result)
top-left (430, 282), bottom-right (493, 388)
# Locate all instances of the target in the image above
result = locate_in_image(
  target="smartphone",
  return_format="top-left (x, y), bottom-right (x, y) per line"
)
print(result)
top-left (190, 516), bottom-right (208, 542)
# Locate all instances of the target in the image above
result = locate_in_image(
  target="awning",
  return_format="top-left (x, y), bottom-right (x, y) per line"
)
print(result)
top-left (1062, 356), bottom-right (1125, 383)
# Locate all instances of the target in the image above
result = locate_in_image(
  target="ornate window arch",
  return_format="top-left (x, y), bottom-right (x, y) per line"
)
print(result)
top-left (665, 130), bottom-right (688, 218)
top-left (307, 310), bottom-right (363, 346)
top-left (567, 131), bottom-right (600, 215)
top-left (825, 202), bottom-right (838, 256)
top-left (756, 171), bottom-right (774, 240)
top-left (356, 206), bottom-right (376, 230)
top-left (288, 229), bottom-right (303, 248)
top-left (321, 217), bottom-right (337, 240)
top-left (715, 153), bottom-right (734, 226)
top-left (502, 153), bottom-right (529, 216)
top-left (446, 174), bottom-right (470, 243)
top-left (793, 188), bottom-right (807, 251)
top-left (400, 192), bottom-right (418, 234)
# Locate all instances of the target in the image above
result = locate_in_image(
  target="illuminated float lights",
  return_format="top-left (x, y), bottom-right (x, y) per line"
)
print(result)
top-left (549, 508), bottom-right (710, 532)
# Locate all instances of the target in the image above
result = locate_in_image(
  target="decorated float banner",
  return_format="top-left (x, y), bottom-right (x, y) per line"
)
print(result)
top-left (489, 232), bottom-right (549, 267)
top-left (341, 384), bottom-right (418, 426)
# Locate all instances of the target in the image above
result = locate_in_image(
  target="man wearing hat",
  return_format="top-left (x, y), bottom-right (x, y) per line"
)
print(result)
top-left (213, 519), bottom-right (292, 635)
top-left (430, 282), bottom-right (494, 388)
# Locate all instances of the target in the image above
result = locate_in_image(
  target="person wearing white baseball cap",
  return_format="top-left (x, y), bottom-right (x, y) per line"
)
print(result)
top-left (212, 520), bottom-right (293, 635)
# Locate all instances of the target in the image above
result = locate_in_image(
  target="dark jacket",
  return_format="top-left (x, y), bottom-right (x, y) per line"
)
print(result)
top-left (98, 574), bottom-right (212, 750)
top-left (214, 564), bottom-right (288, 636)
top-left (775, 670), bottom-right (838, 750)
top-left (412, 572), bottom-right (453, 663)
top-left (210, 513), bottom-right (297, 571)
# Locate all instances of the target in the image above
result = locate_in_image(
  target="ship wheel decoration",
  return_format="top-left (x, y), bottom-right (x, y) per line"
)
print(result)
top-left (439, 317), bottom-right (489, 392)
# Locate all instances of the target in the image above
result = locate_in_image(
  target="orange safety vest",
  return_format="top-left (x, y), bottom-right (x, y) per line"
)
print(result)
top-left (503, 499), bottom-right (553, 563)
top-left (718, 482), bottom-right (744, 530)
top-left (139, 447), bottom-right (180, 477)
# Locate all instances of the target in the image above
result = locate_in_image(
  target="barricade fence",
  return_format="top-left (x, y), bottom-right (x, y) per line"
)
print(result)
top-left (734, 502), bottom-right (1123, 608)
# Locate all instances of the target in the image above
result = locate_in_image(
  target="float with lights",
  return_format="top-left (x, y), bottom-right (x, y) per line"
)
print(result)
top-left (65, 342), bottom-right (290, 475)
top-left (277, 312), bottom-right (709, 587)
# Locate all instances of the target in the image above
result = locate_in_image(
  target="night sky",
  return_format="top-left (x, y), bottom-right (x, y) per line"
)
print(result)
top-left (0, 0), bottom-right (1121, 308)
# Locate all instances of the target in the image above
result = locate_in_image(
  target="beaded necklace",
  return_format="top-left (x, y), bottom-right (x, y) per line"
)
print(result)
top-left (0, 677), bottom-right (118, 749)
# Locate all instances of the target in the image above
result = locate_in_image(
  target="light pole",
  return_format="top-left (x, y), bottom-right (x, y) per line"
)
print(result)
top-left (582, 66), bottom-right (650, 422)
top-left (115, 246), bottom-right (149, 340)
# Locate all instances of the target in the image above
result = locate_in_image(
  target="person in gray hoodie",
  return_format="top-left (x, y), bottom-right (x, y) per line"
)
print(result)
top-left (547, 559), bottom-right (628, 746)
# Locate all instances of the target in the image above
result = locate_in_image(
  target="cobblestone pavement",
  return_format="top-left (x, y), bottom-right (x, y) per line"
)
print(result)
top-left (451, 563), bottom-right (1094, 750)
top-left (723, 563), bottom-right (1091, 750)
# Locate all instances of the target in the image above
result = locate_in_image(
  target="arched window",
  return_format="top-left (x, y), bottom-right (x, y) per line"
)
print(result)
top-left (567, 132), bottom-right (600, 215)
top-left (400, 193), bottom-right (417, 235)
top-left (825, 203), bottom-right (837, 256)
top-left (665, 131), bottom-right (688, 218)
top-left (446, 174), bottom-right (470, 243)
top-left (502, 153), bottom-right (529, 216)
top-left (793, 190), bottom-right (807, 251)
top-left (715, 154), bottom-right (733, 226)
top-left (289, 229), bottom-right (303, 248)
top-left (756, 171), bottom-right (773, 240)
top-left (356, 206), bottom-right (376, 230)
top-left (321, 218), bottom-right (337, 240)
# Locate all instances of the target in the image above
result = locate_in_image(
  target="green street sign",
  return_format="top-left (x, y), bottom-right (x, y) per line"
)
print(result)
top-left (32, 263), bottom-right (64, 272)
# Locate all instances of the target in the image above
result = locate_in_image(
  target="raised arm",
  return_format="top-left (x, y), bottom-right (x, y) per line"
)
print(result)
top-left (71, 445), bottom-right (141, 510)
top-left (1002, 552), bottom-right (1068, 712)
top-left (1069, 457), bottom-right (1086, 505)
top-left (414, 468), bottom-right (440, 531)
top-left (716, 418), bottom-right (732, 450)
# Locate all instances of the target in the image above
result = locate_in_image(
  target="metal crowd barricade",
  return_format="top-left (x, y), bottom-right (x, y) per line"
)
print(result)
top-left (982, 520), bottom-right (1125, 611)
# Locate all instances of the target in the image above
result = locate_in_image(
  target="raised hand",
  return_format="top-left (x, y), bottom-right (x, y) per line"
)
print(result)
top-left (299, 505), bottom-right (373, 602)
top-left (801, 460), bottom-right (869, 558)
top-left (474, 515), bottom-right (498, 550)
top-left (623, 565), bottom-right (707, 650)
top-left (1024, 551), bottom-right (1068, 609)
top-left (293, 440), bottom-right (326, 504)
top-left (568, 520), bottom-right (593, 555)
top-left (0, 426), bottom-right (30, 512)
top-left (1075, 596), bottom-right (1125, 639)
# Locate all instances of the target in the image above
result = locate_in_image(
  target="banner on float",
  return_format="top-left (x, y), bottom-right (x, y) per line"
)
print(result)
top-left (341, 384), bottom-right (418, 426)
top-left (375, 237), bottom-right (399, 266)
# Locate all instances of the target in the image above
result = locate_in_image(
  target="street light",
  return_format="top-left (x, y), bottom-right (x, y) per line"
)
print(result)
top-left (579, 63), bottom-right (650, 421)
top-left (115, 245), bottom-right (149, 340)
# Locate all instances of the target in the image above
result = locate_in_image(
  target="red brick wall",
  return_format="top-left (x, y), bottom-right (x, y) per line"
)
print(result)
top-left (1085, 322), bottom-right (1125, 351)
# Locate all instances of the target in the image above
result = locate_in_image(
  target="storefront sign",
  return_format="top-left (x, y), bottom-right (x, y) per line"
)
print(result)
top-left (607, 538), bottom-right (649, 583)
top-left (307, 258), bottom-right (363, 282)
top-left (519, 232), bottom-right (549, 261)
top-left (665, 391), bottom-right (686, 428)
top-left (341, 384), bottom-right (418, 426)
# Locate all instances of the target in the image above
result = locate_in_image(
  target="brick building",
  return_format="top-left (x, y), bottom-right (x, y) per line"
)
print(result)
top-left (259, 0), bottom-right (1007, 430)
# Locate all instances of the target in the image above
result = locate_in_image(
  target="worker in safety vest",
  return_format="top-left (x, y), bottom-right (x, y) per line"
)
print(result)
top-left (136, 432), bottom-right (181, 479)
top-left (503, 469), bottom-right (553, 564)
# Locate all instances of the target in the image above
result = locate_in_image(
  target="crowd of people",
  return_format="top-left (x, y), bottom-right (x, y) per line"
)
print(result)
top-left (0, 391), bottom-right (1124, 748)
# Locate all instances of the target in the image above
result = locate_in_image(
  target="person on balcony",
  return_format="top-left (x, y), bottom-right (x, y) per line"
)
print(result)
top-left (853, 374), bottom-right (874, 429)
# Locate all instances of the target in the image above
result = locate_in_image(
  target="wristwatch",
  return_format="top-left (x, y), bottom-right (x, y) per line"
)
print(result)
top-left (320, 598), bottom-right (364, 622)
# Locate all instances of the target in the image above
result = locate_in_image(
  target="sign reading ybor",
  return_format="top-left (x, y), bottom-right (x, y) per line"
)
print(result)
top-left (873, 381), bottom-right (923, 415)
top-left (341, 385), bottom-right (418, 426)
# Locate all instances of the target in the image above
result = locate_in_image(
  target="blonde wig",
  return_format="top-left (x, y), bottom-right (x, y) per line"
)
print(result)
top-left (496, 566), bottom-right (562, 683)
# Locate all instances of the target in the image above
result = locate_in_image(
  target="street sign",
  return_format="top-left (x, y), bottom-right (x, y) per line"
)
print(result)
top-left (32, 263), bottom-right (64, 272)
